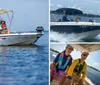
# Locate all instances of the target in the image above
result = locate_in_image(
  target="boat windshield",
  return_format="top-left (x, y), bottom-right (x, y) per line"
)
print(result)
top-left (51, 13), bottom-right (100, 23)
top-left (50, 8), bottom-right (100, 22)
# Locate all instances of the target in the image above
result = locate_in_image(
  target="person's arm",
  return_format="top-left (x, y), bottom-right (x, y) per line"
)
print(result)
top-left (53, 53), bottom-right (60, 63)
top-left (67, 59), bottom-right (78, 76)
top-left (50, 53), bottom-right (60, 70)
top-left (81, 64), bottom-right (88, 80)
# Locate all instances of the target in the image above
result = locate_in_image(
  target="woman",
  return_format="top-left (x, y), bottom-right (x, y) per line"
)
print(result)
top-left (63, 51), bottom-right (89, 85)
top-left (1, 20), bottom-right (7, 30)
top-left (0, 20), bottom-right (8, 34)
top-left (50, 45), bottom-right (74, 85)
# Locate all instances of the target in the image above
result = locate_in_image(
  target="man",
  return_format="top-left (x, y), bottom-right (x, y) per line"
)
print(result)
top-left (63, 51), bottom-right (89, 85)
top-left (61, 13), bottom-right (69, 22)
top-left (50, 45), bottom-right (74, 85)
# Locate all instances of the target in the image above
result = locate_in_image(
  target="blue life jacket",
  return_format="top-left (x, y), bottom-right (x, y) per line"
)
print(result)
top-left (57, 53), bottom-right (71, 70)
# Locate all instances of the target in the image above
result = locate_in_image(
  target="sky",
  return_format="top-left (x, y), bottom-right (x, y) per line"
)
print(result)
top-left (51, 0), bottom-right (100, 14)
top-left (0, 0), bottom-right (48, 32)
top-left (50, 43), bottom-right (100, 71)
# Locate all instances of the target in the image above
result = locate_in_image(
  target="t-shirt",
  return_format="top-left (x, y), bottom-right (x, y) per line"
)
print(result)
top-left (1, 24), bottom-right (6, 29)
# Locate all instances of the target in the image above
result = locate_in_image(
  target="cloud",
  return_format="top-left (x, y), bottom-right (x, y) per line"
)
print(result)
top-left (86, 0), bottom-right (100, 3)
top-left (57, 4), bottom-right (63, 8)
top-left (72, 4), bottom-right (77, 8)
top-left (93, 62), bottom-right (99, 66)
top-left (67, 4), bottom-right (83, 11)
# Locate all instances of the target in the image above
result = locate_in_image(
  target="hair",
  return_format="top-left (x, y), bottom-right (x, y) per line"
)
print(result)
top-left (65, 45), bottom-right (74, 51)
top-left (1, 20), bottom-right (5, 24)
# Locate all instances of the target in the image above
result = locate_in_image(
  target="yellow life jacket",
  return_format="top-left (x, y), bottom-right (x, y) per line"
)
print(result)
top-left (73, 59), bottom-right (85, 75)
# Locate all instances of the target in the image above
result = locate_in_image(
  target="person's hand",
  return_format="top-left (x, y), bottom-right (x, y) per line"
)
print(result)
top-left (67, 76), bottom-right (72, 79)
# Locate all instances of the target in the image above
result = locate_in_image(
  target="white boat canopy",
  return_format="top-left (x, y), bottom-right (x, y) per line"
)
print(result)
top-left (70, 44), bottom-right (100, 52)
top-left (0, 8), bottom-right (14, 28)
top-left (0, 8), bottom-right (13, 14)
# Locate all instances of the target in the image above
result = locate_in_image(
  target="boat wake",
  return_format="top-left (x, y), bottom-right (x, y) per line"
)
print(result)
top-left (50, 31), bottom-right (100, 42)
top-left (50, 31), bottom-right (84, 42)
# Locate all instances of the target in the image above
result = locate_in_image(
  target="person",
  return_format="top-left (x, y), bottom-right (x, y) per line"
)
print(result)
top-left (63, 51), bottom-right (89, 85)
top-left (76, 15), bottom-right (81, 22)
top-left (0, 20), bottom-right (8, 34)
top-left (61, 12), bottom-right (69, 22)
top-left (1, 20), bottom-right (7, 30)
top-left (88, 19), bottom-right (94, 23)
top-left (50, 45), bottom-right (74, 85)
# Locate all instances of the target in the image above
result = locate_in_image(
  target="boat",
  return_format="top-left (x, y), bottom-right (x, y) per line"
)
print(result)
top-left (50, 44), bottom-right (100, 85)
top-left (0, 8), bottom-right (44, 46)
top-left (50, 8), bottom-right (100, 39)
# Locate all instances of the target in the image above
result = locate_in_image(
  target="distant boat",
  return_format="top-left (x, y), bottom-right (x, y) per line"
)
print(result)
top-left (0, 8), bottom-right (44, 46)
top-left (50, 8), bottom-right (100, 39)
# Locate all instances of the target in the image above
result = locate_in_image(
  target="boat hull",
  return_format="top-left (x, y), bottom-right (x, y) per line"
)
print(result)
top-left (0, 33), bottom-right (43, 46)
top-left (51, 22), bottom-right (100, 39)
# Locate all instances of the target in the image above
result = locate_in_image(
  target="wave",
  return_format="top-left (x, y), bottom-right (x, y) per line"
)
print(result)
top-left (50, 31), bottom-right (100, 42)
top-left (50, 31), bottom-right (84, 42)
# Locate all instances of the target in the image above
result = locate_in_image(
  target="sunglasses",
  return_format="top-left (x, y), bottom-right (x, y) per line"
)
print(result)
top-left (82, 54), bottom-right (88, 56)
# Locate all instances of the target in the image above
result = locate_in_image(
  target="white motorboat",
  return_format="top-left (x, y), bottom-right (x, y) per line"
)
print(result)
top-left (0, 8), bottom-right (44, 46)
top-left (50, 8), bottom-right (100, 39)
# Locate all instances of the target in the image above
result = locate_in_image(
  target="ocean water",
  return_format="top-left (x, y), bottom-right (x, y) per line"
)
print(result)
top-left (0, 31), bottom-right (49, 85)
top-left (50, 30), bottom-right (100, 42)
top-left (87, 67), bottom-right (100, 85)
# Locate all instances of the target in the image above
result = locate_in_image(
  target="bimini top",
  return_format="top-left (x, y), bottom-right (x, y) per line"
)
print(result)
top-left (51, 8), bottom-right (83, 15)
top-left (0, 8), bottom-right (13, 14)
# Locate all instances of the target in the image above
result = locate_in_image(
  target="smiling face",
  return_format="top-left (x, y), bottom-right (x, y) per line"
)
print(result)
top-left (65, 47), bottom-right (73, 55)
top-left (81, 52), bottom-right (89, 61)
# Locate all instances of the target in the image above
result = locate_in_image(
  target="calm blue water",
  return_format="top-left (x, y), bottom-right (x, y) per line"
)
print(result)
top-left (0, 31), bottom-right (49, 85)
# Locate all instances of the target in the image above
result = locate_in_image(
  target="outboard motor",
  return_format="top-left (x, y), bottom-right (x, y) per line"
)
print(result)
top-left (36, 26), bottom-right (44, 34)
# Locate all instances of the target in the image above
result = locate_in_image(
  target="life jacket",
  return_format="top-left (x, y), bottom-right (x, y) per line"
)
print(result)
top-left (1, 24), bottom-right (6, 29)
top-left (73, 59), bottom-right (85, 75)
top-left (56, 53), bottom-right (71, 71)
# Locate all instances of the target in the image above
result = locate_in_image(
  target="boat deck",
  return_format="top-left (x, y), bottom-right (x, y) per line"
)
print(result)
top-left (51, 77), bottom-right (91, 85)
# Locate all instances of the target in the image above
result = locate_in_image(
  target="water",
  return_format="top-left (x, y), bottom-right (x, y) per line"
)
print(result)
top-left (0, 31), bottom-right (49, 85)
top-left (50, 31), bottom-right (100, 42)
top-left (87, 67), bottom-right (100, 85)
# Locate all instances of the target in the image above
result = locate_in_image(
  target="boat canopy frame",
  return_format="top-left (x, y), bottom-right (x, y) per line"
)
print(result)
top-left (0, 8), bottom-right (14, 29)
